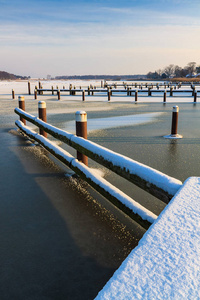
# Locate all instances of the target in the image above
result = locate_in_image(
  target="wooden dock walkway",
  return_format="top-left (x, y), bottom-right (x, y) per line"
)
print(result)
top-left (96, 177), bottom-right (200, 299)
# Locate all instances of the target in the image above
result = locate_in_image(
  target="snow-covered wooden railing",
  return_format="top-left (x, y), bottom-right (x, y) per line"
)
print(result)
top-left (14, 107), bottom-right (183, 228)
top-left (15, 107), bottom-right (182, 204)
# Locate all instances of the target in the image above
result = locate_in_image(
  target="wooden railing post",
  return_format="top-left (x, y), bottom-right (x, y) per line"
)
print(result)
top-left (75, 111), bottom-right (88, 166)
top-left (38, 101), bottom-right (47, 137)
top-left (18, 96), bottom-right (26, 125)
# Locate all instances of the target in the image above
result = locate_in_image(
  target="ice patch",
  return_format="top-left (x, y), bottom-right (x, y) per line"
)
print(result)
top-left (65, 112), bottom-right (163, 133)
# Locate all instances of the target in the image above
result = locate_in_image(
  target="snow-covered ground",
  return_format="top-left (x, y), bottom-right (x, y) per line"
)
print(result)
top-left (95, 177), bottom-right (200, 299)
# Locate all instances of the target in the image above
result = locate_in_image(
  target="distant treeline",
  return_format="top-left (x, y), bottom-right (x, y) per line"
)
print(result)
top-left (0, 71), bottom-right (29, 80)
top-left (55, 74), bottom-right (147, 81)
top-left (147, 62), bottom-right (200, 80)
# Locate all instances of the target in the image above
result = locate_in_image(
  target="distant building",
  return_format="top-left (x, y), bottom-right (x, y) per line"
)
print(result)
top-left (47, 75), bottom-right (51, 80)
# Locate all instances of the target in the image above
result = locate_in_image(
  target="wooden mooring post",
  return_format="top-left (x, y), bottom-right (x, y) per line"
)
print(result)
top-left (171, 106), bottom-right (179, 136)
top-left (12, 89), bottom-right (15, 99)
top-left (82, 90), bottom-right (85, 101)
top-left (34, 89), bottom-right (37, 100)
top-left (28, 81), bottom-right (31, 95)
top-left (163, 90), bottom-right (167, 103)
top-left (194, 91), bottom-right (197, 103)
top-left (38, 101), bottom-right (47, 137)
top-left (18, 96), bottom-right (26, 125)
top-left (75, 111), bottom-right (88, 166)
top-left (57, 89), bottom-right (60, 100)
top-left (108, 89), bottom-right (111, 101)
top-left (135, 90), bottom-right (138, 102)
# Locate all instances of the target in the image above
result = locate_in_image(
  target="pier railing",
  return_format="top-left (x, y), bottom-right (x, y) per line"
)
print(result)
top-left (14, 101), bottom-right (182, 229)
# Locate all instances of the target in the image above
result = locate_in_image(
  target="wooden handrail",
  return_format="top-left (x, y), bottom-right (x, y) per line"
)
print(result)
top-left (14, 108), bottom-right (182, 203)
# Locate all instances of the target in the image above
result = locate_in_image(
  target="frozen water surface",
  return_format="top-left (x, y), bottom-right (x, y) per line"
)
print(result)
top-left (1, 80), bottom-right (200, 299)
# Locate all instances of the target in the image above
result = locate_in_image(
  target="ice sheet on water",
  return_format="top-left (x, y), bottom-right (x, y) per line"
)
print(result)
top-left (65, 112), bottom-right (163, 133)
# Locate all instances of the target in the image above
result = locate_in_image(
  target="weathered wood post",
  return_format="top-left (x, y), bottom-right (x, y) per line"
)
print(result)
top-left (18, 96), bottom-right (26, 124)
top-left (75, 111), bottom-right (88, 166)
top-left (28, 81), bottom-right (31, 95)
top-left (69, 84), bottom-right (72, 95)
top-left (34, 89), bottom-right (37, 100)
top-left (192, 86), bottom-right (195, 97)
top-left (82, 90), bottom-right (85, 101)
top-left (171, 106), bottom-right (179, 136)
top-left (127, 87), bottom-right (130, 96)
top-left (163, 90), bottom-right (166, 103)
top-left (12, 89), bottom-right (15, 99)
top-left (51, 86), bottom-right (54, 95)
top-left (38, 101), bottom-right (47, 137)
top-left (170, 87), bottom-right (173, 97)
top-left (135, 90), bottom-right (138, 102)
top-left (194, 91), bottom-right (197, 103)
top-left (108, 88), bottom-right (111, 101)
top-left (38, 81), bottom-right (41, 95)
top-left (88, 86), bottom-right (90, 96)
top-left (57, 89), bottom-right (60, 100)
top-left (73, 86), bottom-right (76, 95)
top-left (148, 87), bottom-right (151, 96)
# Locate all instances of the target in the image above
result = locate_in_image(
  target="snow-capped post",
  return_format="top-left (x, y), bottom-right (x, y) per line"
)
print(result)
top-left (135, 90), bottom-right (138, 102)
top-left (57, 89), bottom-right (60, 100)
top-left (82, 90), bottom-right (85, 101)
top-left (12, 89), bottom-right (15, 99)
top-left (171, 106), bottom-right (179, 136)
top-left (18, 96), bottom-right (26, 125)
top-left (194, 91), bottom-right (197, 103)
top-left (38, 101), bottom-right (47, 137)
top-left (28, 81), bottom-right (31, 95)
top-left (75, 111), bottom-right (88, 166)
top-left (163, 90), bottom-right (166, 102)
top-left (34, 89), bottom-right (37, 100)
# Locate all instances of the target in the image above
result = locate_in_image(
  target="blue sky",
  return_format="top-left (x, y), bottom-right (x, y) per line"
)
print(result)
top-left (0, 0), bottom-right (200, 77)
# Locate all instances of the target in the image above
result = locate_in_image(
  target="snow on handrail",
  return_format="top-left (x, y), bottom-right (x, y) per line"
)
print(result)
top-left (15, 119), bottom-right (157, 229)
top-left (14, 107), bottom-right (182, 203)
